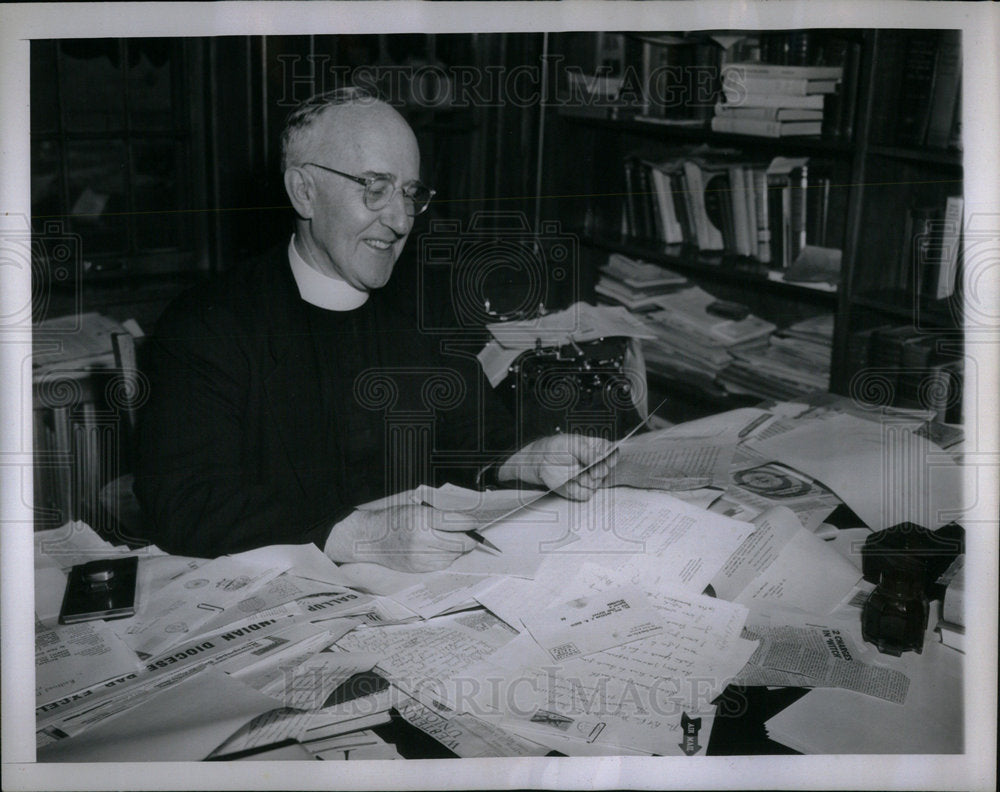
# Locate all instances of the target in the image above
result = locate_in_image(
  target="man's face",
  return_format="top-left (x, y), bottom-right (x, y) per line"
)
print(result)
top-left (301, 106), bottom-right (421, 291)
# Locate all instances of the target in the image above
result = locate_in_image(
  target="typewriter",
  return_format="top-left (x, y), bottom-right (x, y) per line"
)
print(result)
top-left (488, 302), bottom-right (643, 440)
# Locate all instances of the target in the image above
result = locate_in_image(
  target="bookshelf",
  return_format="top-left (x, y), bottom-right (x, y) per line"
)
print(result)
top-left (540, 29), bottom-right (963, 422)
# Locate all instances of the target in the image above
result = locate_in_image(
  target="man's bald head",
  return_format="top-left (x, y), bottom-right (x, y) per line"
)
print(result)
top-left (280, 87), bottom-right (416, 173)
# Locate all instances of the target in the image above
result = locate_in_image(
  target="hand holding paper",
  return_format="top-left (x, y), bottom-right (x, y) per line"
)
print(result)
top-left (498, 433), bottom-right (620, 500)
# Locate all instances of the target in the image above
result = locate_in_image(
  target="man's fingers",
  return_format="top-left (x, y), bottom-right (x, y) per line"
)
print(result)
top-left (429, 528), bottom-right (477, 554)
top-left (572, 434), bottom-right (615, 465)
top-left (558, 479), bottom-right (594, 501)
top-left (431, 510), bottom-right (483, 533)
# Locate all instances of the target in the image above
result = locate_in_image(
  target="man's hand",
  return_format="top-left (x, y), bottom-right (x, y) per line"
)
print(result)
top-left (497, 433), bottom-right (618, 501)
top-left (324, 505), bottom-right (480, 573)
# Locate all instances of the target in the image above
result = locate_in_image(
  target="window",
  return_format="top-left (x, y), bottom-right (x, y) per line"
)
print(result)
top-left (31, 39), bottom-right (207, 279)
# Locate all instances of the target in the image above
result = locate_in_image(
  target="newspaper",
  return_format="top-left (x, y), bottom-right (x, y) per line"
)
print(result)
top-left (733, 622), bottom-right (911, 704)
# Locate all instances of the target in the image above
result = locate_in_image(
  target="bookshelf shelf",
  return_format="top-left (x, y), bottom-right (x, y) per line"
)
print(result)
top-left (867, 145), bottom-right (963, 168)
top-left (558, 112), bottom-right (856, 156)
top-left (581, 233), bottom-right (840, 306)
top-left (850, 291), bottom-right (962, 331)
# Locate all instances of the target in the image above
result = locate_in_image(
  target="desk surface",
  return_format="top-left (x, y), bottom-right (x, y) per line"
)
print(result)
top-left (31, 401), bottom-right (967, 762)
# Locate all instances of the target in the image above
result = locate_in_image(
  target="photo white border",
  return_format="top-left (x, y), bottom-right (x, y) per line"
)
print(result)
top-left (2, 2), bottom-right (997, 790)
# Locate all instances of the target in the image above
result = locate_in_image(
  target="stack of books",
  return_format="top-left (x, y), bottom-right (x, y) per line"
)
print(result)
top-left (712, 62), bottom-right (842, 138)
top-left (641, 286), bottom-right (776, 389)
top-left (718, 313), bottom-right (834, 400)
top-left (595, 253), bottom-right (687, 310)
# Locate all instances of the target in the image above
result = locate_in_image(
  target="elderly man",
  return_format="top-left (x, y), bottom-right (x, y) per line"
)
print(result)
top-left (134, 88), bottom-right (616, 571)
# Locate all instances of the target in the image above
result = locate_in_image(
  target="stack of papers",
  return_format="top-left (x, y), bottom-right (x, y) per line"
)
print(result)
top-left (640, 286), bottom-right (775, 386)
top-left (719, 315), bottom-right (833, 400)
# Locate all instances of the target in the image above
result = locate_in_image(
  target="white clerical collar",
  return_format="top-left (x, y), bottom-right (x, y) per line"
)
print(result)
top-left (288, 235), bottom-right (370, 311)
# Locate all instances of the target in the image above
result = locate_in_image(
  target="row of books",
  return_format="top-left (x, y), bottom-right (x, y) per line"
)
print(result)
top-left (874, 29), bottom-right (962, 150)
top-left (621, 150), bottom-right (840, 269)
top-left (712, 61), bottom-right (842, 138)
top-left (847, 324), bottom-right (962, 423)
top-left (717, 314), bottom-right (834, 400)
top-left (898, 196), bottom-right (964, 302)
top-left (562, 30), bottom-right (862, 140)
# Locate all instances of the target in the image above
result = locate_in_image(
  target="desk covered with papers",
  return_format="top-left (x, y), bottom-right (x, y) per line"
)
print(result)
top-left (32, 398), bottom-right (968, 761)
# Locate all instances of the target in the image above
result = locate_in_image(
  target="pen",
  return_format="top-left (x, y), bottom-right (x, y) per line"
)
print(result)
top-left (737, 413), bottom-right (772, 439)
top-left (466, 529), bottom-right (502, 554)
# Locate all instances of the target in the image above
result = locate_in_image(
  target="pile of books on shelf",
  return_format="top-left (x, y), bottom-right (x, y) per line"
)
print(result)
top-left (718, 313), bottom-right (833, 400)
top-left (622, 149), bottom-right (839, 270)
top-left (876, 29), bottom-right (962, 150)
top-left (639, 285), bottom-right (775, 390)
top-left (595, 253), bottom-right (687, 310)
top-left (847, 325), bottom-right (962, 424)
top-left (713, 62), bottom-right (842, 138)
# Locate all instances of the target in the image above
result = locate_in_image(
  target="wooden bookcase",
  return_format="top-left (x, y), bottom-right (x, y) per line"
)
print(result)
top-left (538, 29), bottom-right (964, 423)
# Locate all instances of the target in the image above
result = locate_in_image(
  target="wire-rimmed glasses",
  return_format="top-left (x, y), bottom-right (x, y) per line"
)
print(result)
top-left (303, 162), bottom-right (436, 216)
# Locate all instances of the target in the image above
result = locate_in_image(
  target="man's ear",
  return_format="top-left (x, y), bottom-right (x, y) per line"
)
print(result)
top-left (284, 167), bottom-right (315, 219)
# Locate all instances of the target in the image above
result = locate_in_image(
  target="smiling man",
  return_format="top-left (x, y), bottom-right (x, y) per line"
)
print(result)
top-left (134, 87), bottom-right (617, 571)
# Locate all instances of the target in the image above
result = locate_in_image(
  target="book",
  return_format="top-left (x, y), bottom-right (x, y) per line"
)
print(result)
top-left (751, 166), bottom-right (771, 264)
top-left (836, 38), bottom-right (863, 140)
top-left (721, 62), bottom-right (844, 80)
top-left (900, 206), bottom-right (941, 295)
top-left (635, 161), bottom-right (658, 244)
top-left (924, 30), bottom-right (962, 148)
top-left (600, 253), bottom-right (686, 289)
top-left (895, 31), bottom-right (941, 146)
top-left (720, 88), bottom-right (826, 109)
top-left (703, 166), bottom-right (733, 253)
top-left (728, 165), bottom-right (752, 257)
top-left (721, 74), bottom-right (840, 96)
top-left (805, 165), bottom-right (832, 247)
top-left (648, 165), bottom-right (684, 244)
top-left (596, 280), bottom-right (674, 311)
top-left (766, 157), bottom-right (809, 269)
top-left (895, 335), bottom-right (938, 409)
top-left (714, 104), bottom-right (824, 122)
top-left (867, 30), bottom-right (907, 145)
top-left (931, 196), bottom-right (964, 300)
top-left (947, 81), bottom-right (962, 150)
top-left (846, 324), bottom-right (892, 379)
top-left (682, 160), bottom-right (725, 251)
top-left (711, 116), bottom-right (822, 137)
top-left (622, 156), bottom-right (641, 240)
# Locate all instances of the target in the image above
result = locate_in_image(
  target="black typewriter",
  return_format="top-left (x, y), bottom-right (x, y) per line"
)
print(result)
top-left (488, 302), bottom-right (642, 440)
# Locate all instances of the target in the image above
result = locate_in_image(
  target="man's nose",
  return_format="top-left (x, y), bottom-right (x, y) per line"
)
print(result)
top-left (380, 189), bottom-right (412, 236)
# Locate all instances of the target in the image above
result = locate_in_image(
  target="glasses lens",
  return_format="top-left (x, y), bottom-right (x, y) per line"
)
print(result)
top-left (402, 182), bottom-right (433, 216)
top-left (362, 176), bottom-right (433, 216)
top-left (363, 177), bottom-right (394, 210)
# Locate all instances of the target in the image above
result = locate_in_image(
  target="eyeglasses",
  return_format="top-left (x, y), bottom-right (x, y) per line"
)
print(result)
top-left (303, 162), bottom-right (436, 217)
